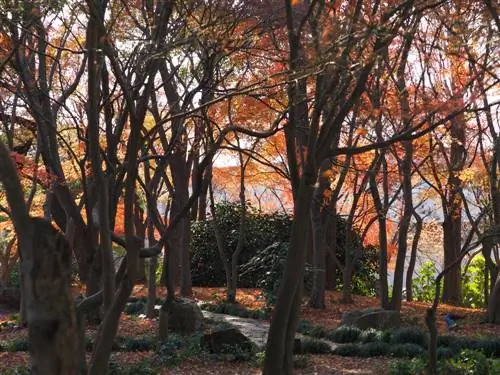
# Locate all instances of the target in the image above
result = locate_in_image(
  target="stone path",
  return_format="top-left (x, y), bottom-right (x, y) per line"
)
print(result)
top-left (202, 311), bottom-right (339, 351)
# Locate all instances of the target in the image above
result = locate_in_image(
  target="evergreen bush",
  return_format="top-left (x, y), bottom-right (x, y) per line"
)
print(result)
top-left (327, 326), bottom-right (361, 343)
top-left (359, 328), bottom-right (384, 343)
top-left (358, 342), bottom-right (391, 357)
top-left (301, 339), bottom-right (332, 354)
top-left (390, 343), bottom-right (425, 358)
top-left (390, 327), bottom-right (428, 348)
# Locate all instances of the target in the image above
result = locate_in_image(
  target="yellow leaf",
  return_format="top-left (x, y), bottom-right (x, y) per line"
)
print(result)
top-left (355, 128), bottom-right (367, 136)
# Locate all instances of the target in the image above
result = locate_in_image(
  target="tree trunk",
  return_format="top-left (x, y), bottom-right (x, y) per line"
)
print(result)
top-left (0, 141), bottom-right (81, 373)
top-left (489, 272), bottom-right (500, 324)
top-left (170, 148), bottom-right (192, 297)
top-left (426, 307), bottom-right (438, 375)
top-left (19, 273), bottom-right (27, 327)
top-left (390, 22), bottom-right (417, 310)
top-left (146, 256), bottom-right (158, 318)
top-left (263, 180), bottom-right (314, 374)
top-left (442, 215), bottom-right (462, 304)
top-left (369, 158), bottom-right (390, 308)
top-left (180, 218), bottom-right (192, 296)
top-left (88, 277), bottom-right (134, 375)
top-left (198, 164), bottom-right (212, 221)
top-left (308, 162), bottom-right (329, 308)
top-left (146, 219), bottom-right (158, 318)
top-left (26, 219), bottom-right (80, 375)
top-left (406, 216), bottom-right (423, 302)
top-left (208, 183), bottom-right (233, 302)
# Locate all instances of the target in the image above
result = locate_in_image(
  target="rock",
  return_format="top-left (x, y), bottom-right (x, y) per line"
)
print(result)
top-left (200, 327), bottom-right (253, 354)
top-left (341, 308), bottom-right (400, 330)
top-left (0, 287), bottom-right (21, 309)
top-left (341, 308), bottom-right (384, 326)
top-left (355, 310), bottom-right (400, 330)
top-left (167, 299), bottom-right (204, 334)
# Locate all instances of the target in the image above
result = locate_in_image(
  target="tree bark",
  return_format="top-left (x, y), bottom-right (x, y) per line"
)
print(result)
top-left (369, 158), bottom-right (390, 308)
top-left (263, 179), bottom-right (314, 374)
top-left (390, 20), bottom-right (417, 311)
top-left (406, 214), bottom-right (423, 302)
top-left (27, 219), bottom-right (80, 375)
top-left (0, 140), bottom-right (80, 374)
top-left (489, 275), bottom-right (500, 324)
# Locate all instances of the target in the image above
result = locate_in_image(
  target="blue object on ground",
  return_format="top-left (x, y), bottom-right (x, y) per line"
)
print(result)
top-left (444, 313), bottom-right (457, 329)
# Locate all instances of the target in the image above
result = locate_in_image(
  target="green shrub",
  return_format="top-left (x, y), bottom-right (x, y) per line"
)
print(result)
top-left (390, 327), bottom-right (428, 348)
top-left (462, 255), bottom-right (486, 308)
top-left (179, 332), bottom-right (204, 359)
top-left (109, 360), bottom-right (158, 375)
top-left (388, 358), bottom-right (426, 375)
top-left (2, 365), bottom-right (31, 375)
top-left (7, 264), bottom-right (21, 288)
top-left (327, 326), bottom-right (361, 343)
top-left (155, 337), bottom-right (183, 367)
top-left (437, 346), bottom-right (456, 360)
top-left (358, 342), bottom-right (391, 357)
top-left (124, 301), bottom-right (145, 315)
top-left (413, 261), bottom-right (442, 302)
top-left (191, 202), bottom-right (292, 288)
top-left (301, 339), bottom-right (331, 354)
top-left (437, 335), bottom-right (458, 348)
top-left (250, 308), bottom-right (270, 320)
top-left (240, 241), bottom-right (292, 305)
top-left (443, 349), bottom-right (489, 374)
top-left (212, 343), bottom-right (255, 362)
top-left (489, 359), bottom-right (500, 374)
top-left (333, 343), bottom-right (361, 356)
top-left (381, 329), bottom-right (393, 343)
top-left (390, 343), bottom-right (425, 358)
top-left (349, 245), bottom-right (379, 297)
top-left (255, 351), bottom-right (266, 368)
top-left (293, 354), bottom-right (310, 369)
top-left (196, 203), bottom-right (378, 302)
top-left (123, 337), bottom-right (156, 352)
top-left (308, 325), bottom-right (327, 339)
top-left (296, 320), bottom-right (314, 335)
top-left (295, 319), bottom-right (326, 337)
top-left (477, 338), bottom-right (500, 357)
top-left (359, 328), bottom-right (384, 343)
top-left (6, 338), bottom-right (29, 352)
top-left (449, 337), bottom-right (499, 354)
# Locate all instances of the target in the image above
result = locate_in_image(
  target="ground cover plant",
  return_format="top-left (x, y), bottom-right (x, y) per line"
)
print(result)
top-left (3, 287), bottom-right (500, 374)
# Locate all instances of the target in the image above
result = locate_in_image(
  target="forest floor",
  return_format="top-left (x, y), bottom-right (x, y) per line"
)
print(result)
top-left (1, 286), bottom-right (499, 374)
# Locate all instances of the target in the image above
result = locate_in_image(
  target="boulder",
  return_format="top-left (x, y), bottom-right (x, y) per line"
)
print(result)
top-left (200, 327), bottom-right (253, 354)
top-left (167, 299), bottom-right (204, 334)
top-left (341, 308), bottom-right (384, 326)
top-left (341, 308), bottom-right (400, 330)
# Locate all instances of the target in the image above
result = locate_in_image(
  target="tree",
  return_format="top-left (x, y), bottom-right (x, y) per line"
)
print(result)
top-left (263, 1), bottom-right (419, 373)
top-left (0, 140), bottom-right (80, 375)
